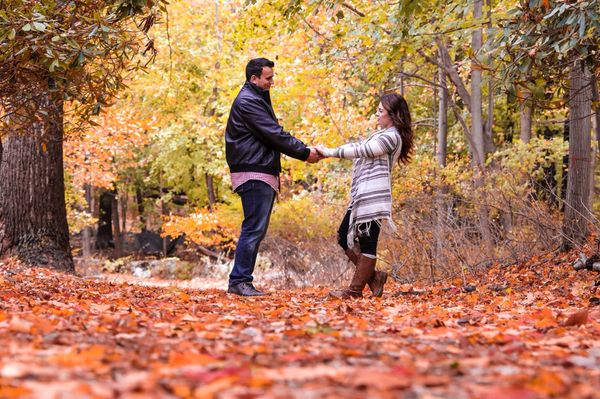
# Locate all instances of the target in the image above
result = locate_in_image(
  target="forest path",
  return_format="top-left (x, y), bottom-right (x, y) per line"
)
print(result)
top-left (1, 253), bottom-right (599, 398)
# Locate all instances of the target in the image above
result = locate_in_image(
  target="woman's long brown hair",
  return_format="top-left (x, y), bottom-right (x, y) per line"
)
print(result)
top-left (381, 93), bottom-right (413, 164)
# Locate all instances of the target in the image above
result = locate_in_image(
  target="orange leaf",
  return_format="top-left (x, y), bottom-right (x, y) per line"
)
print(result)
top-left (0, 386), bottom-right (31, 398)
top-left (9, 316), bottom-right (33, 333)
top-left (533, 308), bottom-right (557, 329)
top-left (168, 351), bottom-right (216, 367)
top-left (193, 375), bottom-right (239, 399)
top-left (49, 345), bottom-right (107, 367)
top-left (351, 370), bottom-right (412, 390)
top-left (178, 291), bottom-right (191, 301)
top-left (564, 309), bottom-right (588, 327)
top-left (479, 386), bottom-right (538, 399)
top-left (526, 370), bottom-right (567, 395)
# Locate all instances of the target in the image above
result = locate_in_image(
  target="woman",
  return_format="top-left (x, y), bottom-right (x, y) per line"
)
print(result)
top-left (317, 93), bottom-right (414, 298)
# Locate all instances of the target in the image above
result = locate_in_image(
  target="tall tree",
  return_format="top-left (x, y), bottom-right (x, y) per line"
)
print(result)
top-left (471, 0), bottom-right (494, 252)
top-left (496, 0), bottom-right (599, 249)
top-left (0, 0), bottom-right (165, 271)
top-left (563, 61), bottom-right (593, 248)
top-left (485, 0), bottom-right (495, 150)
top-left (592, 75), bottom-right (600, 150)
top-left (437, 60), bottom-right (448, 167)
top-left (0, 92), bottom-right (71, 269)
top-left (518, 80), bottom-right (534, 143)
top-left (472, 0), bottom-right (485, 167)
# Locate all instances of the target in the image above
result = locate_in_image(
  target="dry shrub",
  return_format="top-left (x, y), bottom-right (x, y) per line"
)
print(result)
top-left (261, 137), bottom-right (571, 286)
top-left (382, 184), bottom-right (563, 284)
top-left (379, 137), bottom-right (568, 283)
top-left (269, 191), bottom-right (341, 242)
top-left (259, 236), bottom-right (351, 289)
top-left (262, 192), bottom-right (351, 288)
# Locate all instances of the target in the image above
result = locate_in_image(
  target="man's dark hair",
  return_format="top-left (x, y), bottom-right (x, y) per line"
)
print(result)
top-left (246, 58), bottom-right (275, 81)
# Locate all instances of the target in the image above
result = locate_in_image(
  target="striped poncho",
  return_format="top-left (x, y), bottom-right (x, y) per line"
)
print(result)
top-left (321, 126), bottom-right (402, 247)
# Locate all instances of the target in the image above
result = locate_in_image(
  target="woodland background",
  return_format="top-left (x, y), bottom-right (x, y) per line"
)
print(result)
top-left (1, 1), bottom-right (600, 398)
top-left (59, 0), bottom-right (600, 284)
top-left (0, 0), bottom-right (598, 282)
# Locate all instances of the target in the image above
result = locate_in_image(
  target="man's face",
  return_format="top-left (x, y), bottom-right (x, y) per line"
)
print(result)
top-left (250, 67), bottom-right (274, 91)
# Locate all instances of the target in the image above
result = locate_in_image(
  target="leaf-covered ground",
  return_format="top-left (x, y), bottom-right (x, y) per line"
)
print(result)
top-left (1, 252), bottom-right (599, 399)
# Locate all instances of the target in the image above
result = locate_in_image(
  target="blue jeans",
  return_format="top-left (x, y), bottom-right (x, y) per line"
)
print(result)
top-left (229, 180), bottom-right (276, 286)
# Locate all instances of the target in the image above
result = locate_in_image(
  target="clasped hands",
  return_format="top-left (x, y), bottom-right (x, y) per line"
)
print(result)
top-left (306, 145), bottom-right (328, 164)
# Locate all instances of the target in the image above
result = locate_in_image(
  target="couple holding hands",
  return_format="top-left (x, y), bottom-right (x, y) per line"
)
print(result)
top-left (225, 58), bottom-right (414, 298)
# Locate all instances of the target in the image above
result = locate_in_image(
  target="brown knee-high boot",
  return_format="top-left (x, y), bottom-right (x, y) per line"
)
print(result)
top-left (344, 249), bottom-right (388, 297)
top-left (329, 255), bottom-right (376, 298)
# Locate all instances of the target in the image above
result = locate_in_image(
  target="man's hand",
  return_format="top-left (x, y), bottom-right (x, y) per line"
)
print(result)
top-left (315, 145), bottom-right (328, 157)
top-left (306, 147), bottom-right (323, 163)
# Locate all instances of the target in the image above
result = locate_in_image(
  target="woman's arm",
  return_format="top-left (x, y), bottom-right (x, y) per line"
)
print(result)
top-left (319, 131), bottom-right (401, 159)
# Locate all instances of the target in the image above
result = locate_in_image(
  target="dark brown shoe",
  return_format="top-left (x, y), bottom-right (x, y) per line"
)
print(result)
top-left (227, 282), bottom-right (266, 296)
top-left (328, 288), bottom-right (362, 299)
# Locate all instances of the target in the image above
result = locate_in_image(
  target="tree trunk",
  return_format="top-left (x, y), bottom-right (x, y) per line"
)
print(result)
top-left (471, 0), bottom-right (493, 252)
top-left (96, 191), bottom-right (114, 249)
top-left (592, 75), bottom-right (600, 151)
top-left (135, 187), bottom-right (147, 231)
top-left (562, 60), bottom-right (593, 249)
top-left (0, 88), bottom-right (73, 272)
top-left (159, 177), bottom-right (167, 258)
top-left (399, 57), bottom-right (405, 96)
top-left (484, 0), bottom-right (495, 154)
top-left (120, 189), bottom-right (128, 234)
top-left (589, 145), bottom-right (596, 211)
top-left (592, 75), bottom-right (599, 212)
top-left (484, 79), bottom-right (496, 153)
top-left (161, 200), bottom-right (167, 258)
top-left (111, 192), bottom-right (122, 257)
top-left (82, 184), bottom-right (93, 258)
top-left (471, 0), bottom-right (484, 167)
top-left (206, 173), bottom-right (216, 211)
top-left (435, 38), bottom-right (472, 113)
top-left (519, 86), bottom-right (534, 143)
top-left (437, 60), bottom-right (448, 167)
top-left (434, 64), bottom-right (448, 270)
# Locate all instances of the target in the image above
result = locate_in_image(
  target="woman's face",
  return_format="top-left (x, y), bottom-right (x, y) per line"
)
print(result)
top-left (376, 102), bottom-right (393, 129)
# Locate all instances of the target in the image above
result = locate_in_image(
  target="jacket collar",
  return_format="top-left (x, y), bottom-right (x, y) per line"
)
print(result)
top-left (243, 81), bottom-right (276, 119)
top-left (244, 81), bottom-right (272, 106)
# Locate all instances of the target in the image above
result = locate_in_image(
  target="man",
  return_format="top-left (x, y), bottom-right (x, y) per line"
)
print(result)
top-left (225, 57), bottom-right (320, 296)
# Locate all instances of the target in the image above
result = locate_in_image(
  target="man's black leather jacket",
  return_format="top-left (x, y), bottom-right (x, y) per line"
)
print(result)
top-left (225, 82), bottom-right (310, 176)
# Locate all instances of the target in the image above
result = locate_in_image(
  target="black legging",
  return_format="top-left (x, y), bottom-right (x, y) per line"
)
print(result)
top-left (337, 209), bottom-right (380, 256)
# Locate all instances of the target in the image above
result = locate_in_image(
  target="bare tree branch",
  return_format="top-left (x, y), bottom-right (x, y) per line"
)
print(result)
top-left (418, 38), bottom-right (472, 114)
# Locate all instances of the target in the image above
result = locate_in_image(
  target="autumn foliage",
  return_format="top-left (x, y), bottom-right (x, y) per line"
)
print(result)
top-left (162, 206), bottom-right (239, 251)
top-left (65, 108), bottom-right (157, 190)
top-left (1, 249), bottom-right (599, 398)
top-left (2, 0), bottom-right (600, 396)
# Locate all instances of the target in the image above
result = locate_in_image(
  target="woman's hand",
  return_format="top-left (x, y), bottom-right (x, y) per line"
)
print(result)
top-left (315, 145), bottom-right (329, 158)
